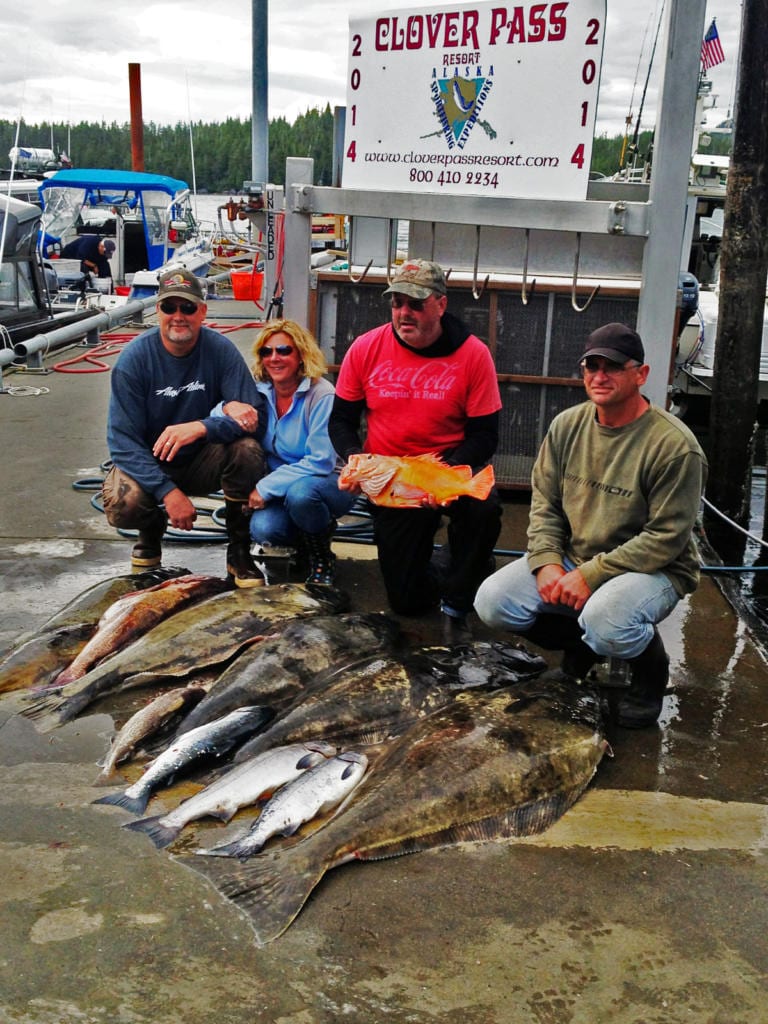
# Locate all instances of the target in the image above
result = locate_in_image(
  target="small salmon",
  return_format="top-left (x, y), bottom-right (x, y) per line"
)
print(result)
top-left (94, 684), bottom-right (208, 785)
top-left (199, 750), bottom-right (368, 859)
top-left (92, 706), bottom-right (273, 817)
top-left (339, 453), bottom-right (495, 508)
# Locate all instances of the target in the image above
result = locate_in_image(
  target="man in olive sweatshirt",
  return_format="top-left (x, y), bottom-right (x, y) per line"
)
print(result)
top-left (474, 323), bottom-right (707, 728)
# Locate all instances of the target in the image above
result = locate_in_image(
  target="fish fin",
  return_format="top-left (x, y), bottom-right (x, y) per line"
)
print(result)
top-left (91, 790), bottom-right (149, 816)
top-left (466, 463), bottom-right (496, 501)
top-left (122, 815), bottom-right (179, 849)
top-left (19, 692), bottom-right (73, 733)
top-left (177, 847), bottom-right (324, 945)
top-left (197, 836), bottom-right (264, 858)
top-left (92, 769), bottom-right (128, 787)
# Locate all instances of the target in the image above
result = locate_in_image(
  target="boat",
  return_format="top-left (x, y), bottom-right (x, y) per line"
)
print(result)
top-left (38, 168), bottom-right (212, 303)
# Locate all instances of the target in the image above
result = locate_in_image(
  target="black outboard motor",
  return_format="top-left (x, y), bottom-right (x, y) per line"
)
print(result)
top-left (678, 272), bottom-right (700, 329)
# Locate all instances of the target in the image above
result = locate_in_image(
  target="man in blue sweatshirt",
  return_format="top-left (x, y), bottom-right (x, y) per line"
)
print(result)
top-left (102, 268), bottom-right (268, 586)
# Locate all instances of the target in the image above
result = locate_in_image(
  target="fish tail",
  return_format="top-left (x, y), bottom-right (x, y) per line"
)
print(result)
top-left (197, 835), bottom-right (264, 859)
top-left (123, 816), bottom-right (180, 849)
top-left (177, 847), bottom-right (324, 945)
top-left (20, 692), bottom-right (82, 733)
top-left (91, 790), bottom-right (149, 816)
top-left (467, 463), bottom-right (496, 500)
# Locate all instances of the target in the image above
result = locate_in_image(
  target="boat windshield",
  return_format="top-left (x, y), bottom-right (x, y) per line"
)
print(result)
top-left (41, 186), bottom-right (87, 241)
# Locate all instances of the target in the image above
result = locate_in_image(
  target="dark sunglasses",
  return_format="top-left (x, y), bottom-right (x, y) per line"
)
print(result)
top-left (390, 295), bottom-right (427, 312)
top-left (159, 298), bottom-right (199, 316)
top-left (259, 344), bottom-right (294, 357)
top-left (580, 356), bottom-right (640, 376)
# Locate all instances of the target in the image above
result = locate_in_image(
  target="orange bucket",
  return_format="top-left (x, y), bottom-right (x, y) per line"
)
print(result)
top-left (231, 268), bottom-right (264, 302)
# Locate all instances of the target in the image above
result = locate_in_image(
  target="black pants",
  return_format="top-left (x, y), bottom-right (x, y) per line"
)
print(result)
top-left (370, 491), bottom-right (502, 616)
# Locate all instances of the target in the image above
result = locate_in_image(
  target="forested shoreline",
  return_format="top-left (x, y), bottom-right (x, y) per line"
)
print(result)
top-left (0, 107), bottom-right (729, 193)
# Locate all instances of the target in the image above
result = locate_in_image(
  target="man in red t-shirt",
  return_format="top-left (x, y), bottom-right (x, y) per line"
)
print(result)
top-left (329, 259), bottom-right (502, 639)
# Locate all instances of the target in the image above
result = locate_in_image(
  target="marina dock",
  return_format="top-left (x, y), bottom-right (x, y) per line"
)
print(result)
top-left (1, 320), bottom-right (767, 1024)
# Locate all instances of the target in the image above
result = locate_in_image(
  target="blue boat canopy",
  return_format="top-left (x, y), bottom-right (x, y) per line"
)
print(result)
top-left (39, 169), bottom-right (190, 202)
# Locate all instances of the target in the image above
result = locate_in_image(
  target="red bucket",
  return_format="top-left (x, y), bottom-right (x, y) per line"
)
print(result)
top-left (231, 268), bottom-right (264, 302)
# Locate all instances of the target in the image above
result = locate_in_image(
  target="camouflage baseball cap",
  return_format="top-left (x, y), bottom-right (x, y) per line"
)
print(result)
top-left (383, 259), bottom-right (447, 300)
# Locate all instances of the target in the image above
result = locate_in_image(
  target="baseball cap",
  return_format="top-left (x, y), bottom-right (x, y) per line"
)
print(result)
top-left (582, 323), bottom-right (644, 364)
top-left (157, 268), bottom-right (207, 304)
top-left (102, 238), bottom-right (116, 256)
top-left (383, 259), bottom-right (447, 300)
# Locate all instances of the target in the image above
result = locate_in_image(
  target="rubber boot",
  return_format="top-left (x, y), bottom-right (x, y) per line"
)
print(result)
top-left (225, 499), bottom-right (266, 588)
top-left (130, 512), bottom-right (166, 570)
top-left (300, 521), bottom-right (337, 586)
top-left (616, 628), bottom-right (670, 728)
top-left (521, 613), bottom-right (599, 681)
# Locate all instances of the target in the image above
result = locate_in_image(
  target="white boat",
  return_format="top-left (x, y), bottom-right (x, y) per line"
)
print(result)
top-left (38, 168), bottom-right (212, 304)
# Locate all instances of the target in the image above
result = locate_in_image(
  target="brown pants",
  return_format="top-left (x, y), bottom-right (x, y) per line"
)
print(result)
top-left (102, 438), bottom-right (265, 531)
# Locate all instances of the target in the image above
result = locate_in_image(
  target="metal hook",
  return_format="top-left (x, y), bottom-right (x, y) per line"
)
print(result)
top-left (571, 232), bottom-right (600, 312)
top-left (347, 217), bottom-right (373, 284)
top-left (385, 218), bottom-right (397, 285)
top-left (521, 228), bottom-right (536, 305)
top-left (472, 225), bottom-right (489, 300)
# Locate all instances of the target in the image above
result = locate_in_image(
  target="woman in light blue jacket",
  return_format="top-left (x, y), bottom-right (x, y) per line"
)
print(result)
top-left (218, 319), bottom-right (354, 585)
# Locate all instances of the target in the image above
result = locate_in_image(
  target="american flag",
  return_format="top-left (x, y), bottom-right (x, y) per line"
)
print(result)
top-left (701, 19), bottom-right (725, 70)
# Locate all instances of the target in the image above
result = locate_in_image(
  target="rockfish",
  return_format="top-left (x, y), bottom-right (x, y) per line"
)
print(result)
top-left (123, 741), bottom-right (336, 849)
top-left (0, 567), bottom-right (189, 694)
top-left (174, 613), bottom-right (402, 737)
top-left (184, 677), bottom-right (607, 945)
top-left (338, 452), bottom-right (495, 508)
top-left (53, 574), bottom-right (230, 687)
top-left (92, 706), bottom-right (273, 817)
top-left (23, 583), bottom-right (347, 733)
top-left (200, 751), bottom-right (368, 859)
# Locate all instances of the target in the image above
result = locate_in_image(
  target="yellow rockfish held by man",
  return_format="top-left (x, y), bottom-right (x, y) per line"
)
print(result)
top-left (338, 452), bottom-right (495, 508)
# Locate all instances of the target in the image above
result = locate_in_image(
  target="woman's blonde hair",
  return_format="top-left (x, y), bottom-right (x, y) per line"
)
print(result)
top-left (251, 319), bottom-right (327, 382)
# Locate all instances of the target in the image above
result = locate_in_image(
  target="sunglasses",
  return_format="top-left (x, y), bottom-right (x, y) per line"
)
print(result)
top-left (390, 295), bottom-right (428, 312)
top-left (580, 357), bottom-right (640, 376)
top-left (159, 298), bottom-right (199, 316)
top-left (259, 344), bottom-right (294, 357)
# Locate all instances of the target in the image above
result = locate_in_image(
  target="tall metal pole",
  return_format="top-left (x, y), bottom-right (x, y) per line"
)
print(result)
top-left (251, 0), bottom-right (269, 184)
top-left (128, 63), bottom-right (144, 172)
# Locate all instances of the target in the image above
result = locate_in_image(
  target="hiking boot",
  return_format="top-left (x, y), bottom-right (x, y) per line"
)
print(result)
top-left (225, 499), bottom-right (265, 588)
top-left (616, 629), bottom-right (670, 728)
top-left (130, 518), bottom-right (166, 570)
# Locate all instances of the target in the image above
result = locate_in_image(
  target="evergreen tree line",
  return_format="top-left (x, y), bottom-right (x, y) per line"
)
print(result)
top-left (1, 112), bottom-right (730, 193)
top-left (0, 107), bottom-right (335, 193)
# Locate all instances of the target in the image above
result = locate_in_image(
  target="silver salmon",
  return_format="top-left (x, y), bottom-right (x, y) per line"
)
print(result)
top-left (184, 677), bottom-right (607, 944)
top-left (122, 741), bottom-right (335, 849)
top-left (92, 706), bottom-right (273, 817)
top-left (201, 751), bottom-right (369, 859)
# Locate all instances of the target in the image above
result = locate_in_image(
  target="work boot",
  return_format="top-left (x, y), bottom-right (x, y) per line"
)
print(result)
top-left (617, 628), bottom-right (670, 728)
top-left (225, 499), bottom-right (265, 588)
top-left (522, 613), bottom-right (599, 681)
top-left (130, 514), bottom-right (166, 570)
top-left (300, 521), bottom-right (337, 586)
top-left (441, 607), bottom-right (472, 646)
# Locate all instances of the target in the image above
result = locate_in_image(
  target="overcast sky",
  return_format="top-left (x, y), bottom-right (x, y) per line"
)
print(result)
top-left (4, 1), bottom-right (741, 146)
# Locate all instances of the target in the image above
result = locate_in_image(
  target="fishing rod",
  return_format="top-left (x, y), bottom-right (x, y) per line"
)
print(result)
top-left (623, 0), bottom-right (665, 173)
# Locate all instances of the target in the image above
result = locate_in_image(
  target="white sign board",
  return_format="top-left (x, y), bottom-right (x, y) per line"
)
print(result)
top-left (342, 0), bottom-right (606, 200)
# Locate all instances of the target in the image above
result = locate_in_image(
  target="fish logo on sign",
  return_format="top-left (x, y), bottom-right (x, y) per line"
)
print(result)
top-left (431, 69), bottom-right (495, 150)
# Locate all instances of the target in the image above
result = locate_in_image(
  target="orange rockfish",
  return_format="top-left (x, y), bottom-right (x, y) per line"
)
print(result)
top-left (339, 453), bottom-right (495, 508)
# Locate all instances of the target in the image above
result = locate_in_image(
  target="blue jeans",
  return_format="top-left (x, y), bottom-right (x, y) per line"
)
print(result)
top-left (249, 474), bottom-right (356, 546)
top-left (474, 554), bottom-right (679, 660)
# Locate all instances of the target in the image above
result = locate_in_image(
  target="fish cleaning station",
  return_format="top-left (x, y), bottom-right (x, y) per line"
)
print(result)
top-left (1, 1), bottom-right (767, 1022)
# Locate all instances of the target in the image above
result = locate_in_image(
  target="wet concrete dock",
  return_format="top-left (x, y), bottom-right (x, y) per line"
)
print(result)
top-left (1, 317), bottom-right (767, 1024)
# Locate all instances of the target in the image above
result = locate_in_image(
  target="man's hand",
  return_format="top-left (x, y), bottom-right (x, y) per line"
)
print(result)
top-left (153, 422), bottom-right (207, 461)
top-left (535, 563), bottom-right (592, 610)
top-left (222, 401), bottom-right (259, 433)
top-left (163, 488), bottom-right (197, 531)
